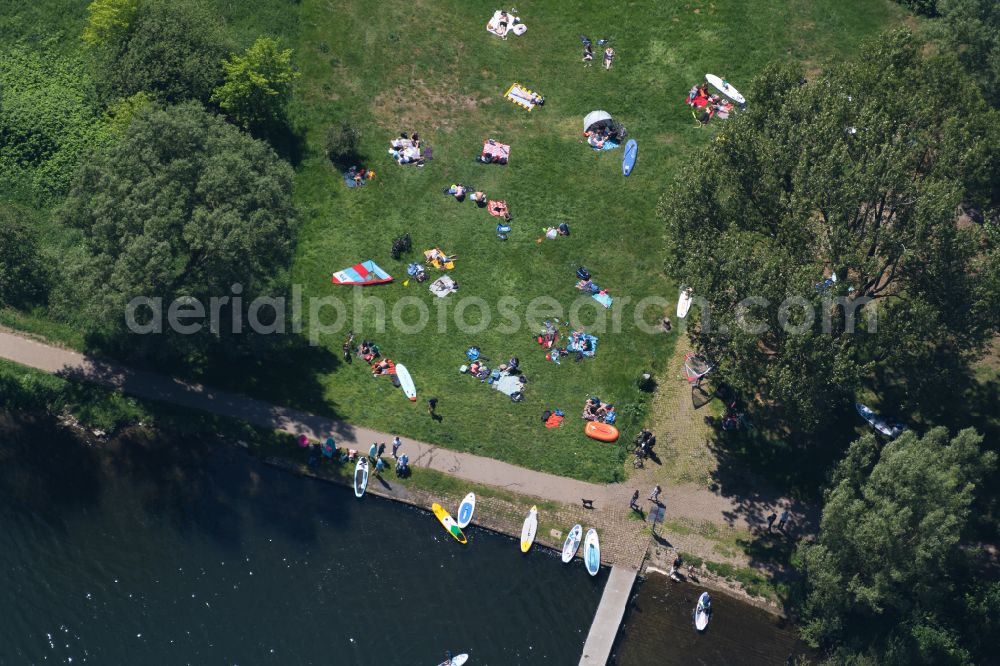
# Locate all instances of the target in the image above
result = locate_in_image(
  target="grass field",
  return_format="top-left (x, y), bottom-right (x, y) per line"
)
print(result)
top-left (0, 0), bottom-right (905, 483)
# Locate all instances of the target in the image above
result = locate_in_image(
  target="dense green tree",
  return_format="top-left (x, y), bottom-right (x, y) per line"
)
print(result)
top-left (937, 0), bottom-right (1000, 109)
top-left (660, 31), bottom-right (1000, 431)
top-left (93, 0), bottom-right (229, 104)
top-left (81, 0), bottom-right (139, 48)
top-left (211, 37), bottom-right (299, 131)
top-left (0, 47), bottom-right (110, 203)
top-left (0, 207), bottom-right (47, 308)
top-left (797, 428), bottom-right (997, 663)
top-left (58, 102), bottom-right (296, 354)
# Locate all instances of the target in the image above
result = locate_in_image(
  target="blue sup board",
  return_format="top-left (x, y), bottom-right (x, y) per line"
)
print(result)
top-left (622, 139), bottom-right (637, 176)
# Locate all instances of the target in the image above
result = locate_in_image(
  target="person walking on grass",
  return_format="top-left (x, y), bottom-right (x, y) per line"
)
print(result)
top-left (391, 436), bottom-right (402, 459)
top-left (428, 397), bottom-right (438, 418)
top-left (766, 512), bottom-right (777, 532)
top-left (630, 490), bottom-right (640, 511)
top-left (375, 457), bottom-right (385, 476)
top-left (649, 485), bottom-right (661, 504)
top-left (777, 509), bottom-right (790, 532)
top-left (368, 443), bottom-right (377, 461)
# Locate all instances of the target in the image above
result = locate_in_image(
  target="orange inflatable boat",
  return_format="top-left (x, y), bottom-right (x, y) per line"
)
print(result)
top-left (585, 421), bottom-right (619, 442)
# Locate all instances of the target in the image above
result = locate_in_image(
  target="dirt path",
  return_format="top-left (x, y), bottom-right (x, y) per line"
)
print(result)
top-left (0, 328), bottom-right (809, 568)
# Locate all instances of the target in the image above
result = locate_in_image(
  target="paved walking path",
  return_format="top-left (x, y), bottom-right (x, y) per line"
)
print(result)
top-left (0, 329), bottom-right (803, 560)
top-left (580, 565), bottom-right (637, 665)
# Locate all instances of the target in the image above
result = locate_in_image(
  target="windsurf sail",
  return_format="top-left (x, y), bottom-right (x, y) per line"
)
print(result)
top-left (331, 260), bottom-right (393, 285)
top-left (683, 353), bottom-right (713, 386)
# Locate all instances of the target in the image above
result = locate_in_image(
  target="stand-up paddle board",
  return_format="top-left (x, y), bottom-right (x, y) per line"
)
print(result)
top-left (520, 506), bottom-right (538, 553)
top-left (436, 655), bottom-right (469, 666)
top-left (677, 287), bottom-right (693, 318)
top-left (396, 363), bottom-right (417, 401)
top-left (432, 503), bottom-right (468, 544)
top-left (705, 74), bottom-right (745, 105)
top-left (354, 458), bottom-right (369, 498)
top-left (456, 492), bottom-right (476, 529)
top-left (622, 139), bottom-right (637, 176)
top-left (694, 591), bottom-right (711, 631)
top-left (561, 524), bottom-right (583, 563)
top-left (584, 528), bottom-right (600, 576)
top-left (855, 403), bottom-right (906, 439)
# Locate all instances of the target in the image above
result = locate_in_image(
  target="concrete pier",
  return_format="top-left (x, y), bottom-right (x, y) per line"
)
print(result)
top-left (579, 565), bottom-right (637, 665)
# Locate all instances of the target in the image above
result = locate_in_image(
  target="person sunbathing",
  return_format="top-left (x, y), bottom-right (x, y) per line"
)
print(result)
top-left (444, 183), bottom-right (467, 201)
top-left (588, 133), bottom-right (605, 148)
top-left (496, 11), bottom-right (510, 38)
top-left (372, 358), bottom-right (393, 375)
top-left (470, 191), bottom-right (487, 206)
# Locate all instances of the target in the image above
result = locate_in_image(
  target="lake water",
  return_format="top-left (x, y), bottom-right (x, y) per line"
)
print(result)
top-left (0, 412), bottom-right (607, 665)
top-left (611, 571), bottom-right (809, 665)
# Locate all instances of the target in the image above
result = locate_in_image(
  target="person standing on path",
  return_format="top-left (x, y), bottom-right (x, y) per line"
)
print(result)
top-left (368, 443), bottom-right (378, 461)
top-left (377, 442), bottom-right (386, 458)
top-left (630, 490), bottom-right (640, 511)
top-left (766, 512), bottom-right (777, 532)
top-left (649, 485), bottom-right (661, 504)
top-left (391, 436), bottom-right (401, 459)
top-left (777, 509), bottom-right (789, 532)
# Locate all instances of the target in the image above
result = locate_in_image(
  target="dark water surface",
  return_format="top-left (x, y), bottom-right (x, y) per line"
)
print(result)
top-left (612, 571), bottom-right (808, 665)
top-left (0, 413), bottom-right (607, 665)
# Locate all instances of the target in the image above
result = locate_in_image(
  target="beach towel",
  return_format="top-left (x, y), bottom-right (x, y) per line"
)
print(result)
top-left (424, 248), bottom-right (456, 270)
top-left (505, 83), bottom-right (541, 111)
top-left (429, 275), bottom-right (457, 298)
top-left (591, 139), bottom-right (621, 152)
top-left (545, 413), bottom-right (564, 428)
top-left (488, 200), bottom-right (509, 217)
top-left (592, 292), bottom-right (613, 308)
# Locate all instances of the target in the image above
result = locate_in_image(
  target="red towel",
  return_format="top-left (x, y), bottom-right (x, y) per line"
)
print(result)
top-left (545, 414), bottom-right (564, 428)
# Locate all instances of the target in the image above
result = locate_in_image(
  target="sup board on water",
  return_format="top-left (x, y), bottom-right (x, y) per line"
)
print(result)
top-left (436, 655), bottom-right (469, 666)
top-left (561, 524), bottom-right (583, 563)
top-left (584, 529), bottom-right (601, 576)
top-left (677, 287), bottom-right (693, 318)
top-left (396, 364), bottom-right (417, 401)
top-left (705, 74), bottom-right (745, 105)
top-left (520, 506), bottom-right (538, 553)
top-left (432, 503), bottom-right (468, 544)
top-left (694, 591), bottom-right (712, 631)
top-left (622, 139), bottom-right (638, 176)
top-left (456, 492), bottom-right (476, 529)
top-left (354, 458), bottom-right (369, 498)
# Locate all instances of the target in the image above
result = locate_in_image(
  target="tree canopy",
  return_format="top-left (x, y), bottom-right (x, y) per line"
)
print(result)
top-left (91, 0), bottom-right (229, 104)
top-left (0, 206), bottom-right (47, 308)
top-left (211, 37), bottom-right (299, 131)
top-left (660, 31), bottom-right (1000, 431)
top-left (797, 427), bottom-right (998, 663)
top-left (58, 102), bottom-right (296, 354)
top-left (82, 0), bottom-right (140, 48)
top-left (937, 0), bottom-right (1000, 110)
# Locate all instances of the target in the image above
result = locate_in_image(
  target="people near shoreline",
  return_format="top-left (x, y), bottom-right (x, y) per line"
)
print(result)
top-left (375, 457), bottom-right (385, 476)
top-left (377, 442), bottom-right (386, 458)
top-left (368, 443), bottom-right (378, 460)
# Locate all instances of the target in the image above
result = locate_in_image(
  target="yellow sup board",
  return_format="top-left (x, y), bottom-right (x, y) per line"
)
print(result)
top-left (432, 503), bottom-right (468, 544)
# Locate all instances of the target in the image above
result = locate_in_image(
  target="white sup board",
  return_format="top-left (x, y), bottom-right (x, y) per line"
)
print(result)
top-left (520, 506), bottom-right (538, 553)
top-left (694, 591), bottom-right (711, 631)
top-left (395, 363), bottom-right (417, 401)
top-left (705, 74), bottom-right (745, 105)
top-left (561, 524), bottom-right (583, 563)
top-left (354, 457), bottom-right (369, 498)
top-left (677, 288), bottom-right (693, 318)
top-left (456, 492), bottom-right (476, 529)
top-left (437, 654), bottom-right (469, 666)
top-left (585, 528), bottom-right (601, 576)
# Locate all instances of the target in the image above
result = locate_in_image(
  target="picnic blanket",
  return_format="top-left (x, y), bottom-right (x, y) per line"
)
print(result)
top-left (505, 83), bottom-right (541, 111)
top-left (487, 10), bottom-right (522, 36)
top-left (592, 292), bottom-right (613, 308)
top-left (566, 332), bottom-right (599, 357)
top-left (494, 373), bottom-right (524, 396)
top-left (429, 275), bottom-right (457, 298)
top-left (482, 139), bottom-right (510, 163)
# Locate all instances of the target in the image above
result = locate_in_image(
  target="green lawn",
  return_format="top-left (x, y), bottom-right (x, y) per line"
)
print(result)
top-left (0, 0), bottom-right (905, 483)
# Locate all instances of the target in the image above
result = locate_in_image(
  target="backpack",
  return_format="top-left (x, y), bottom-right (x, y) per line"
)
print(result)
top-left (576, 267), bottom-right (591, 280)
top-left (541, 410), bottom-right (552, 422)
top-left (510, 391), bottom-right (524, 403)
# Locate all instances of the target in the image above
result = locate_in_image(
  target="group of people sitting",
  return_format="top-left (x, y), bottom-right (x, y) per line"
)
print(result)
top-left (582, 396), bottom-right (616, 424)
top-left (488, 9), bottom-right (525, 39)
top-left (584, 125), bottom-right (615, 149)
top-left (540, 222), bottom-right (570, 242)
top-left (442, 183), bottom-right (488, 206)
top-left (389, 132), bottom-right (425, 165)
top-left (345, 165), bottom-right (374, 186)
top-left (356, 339), bottom-right (381, 363)
top-left (371, 357), bottom-right (396, 376)
top-left (685, 84), bottom-right (734, 124)
top-left (464, 355), bottom-right (520, 381)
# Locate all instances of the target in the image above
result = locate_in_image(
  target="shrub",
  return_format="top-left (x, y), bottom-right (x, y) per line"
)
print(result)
top-left (325, 122), bottom-right (360, 165)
